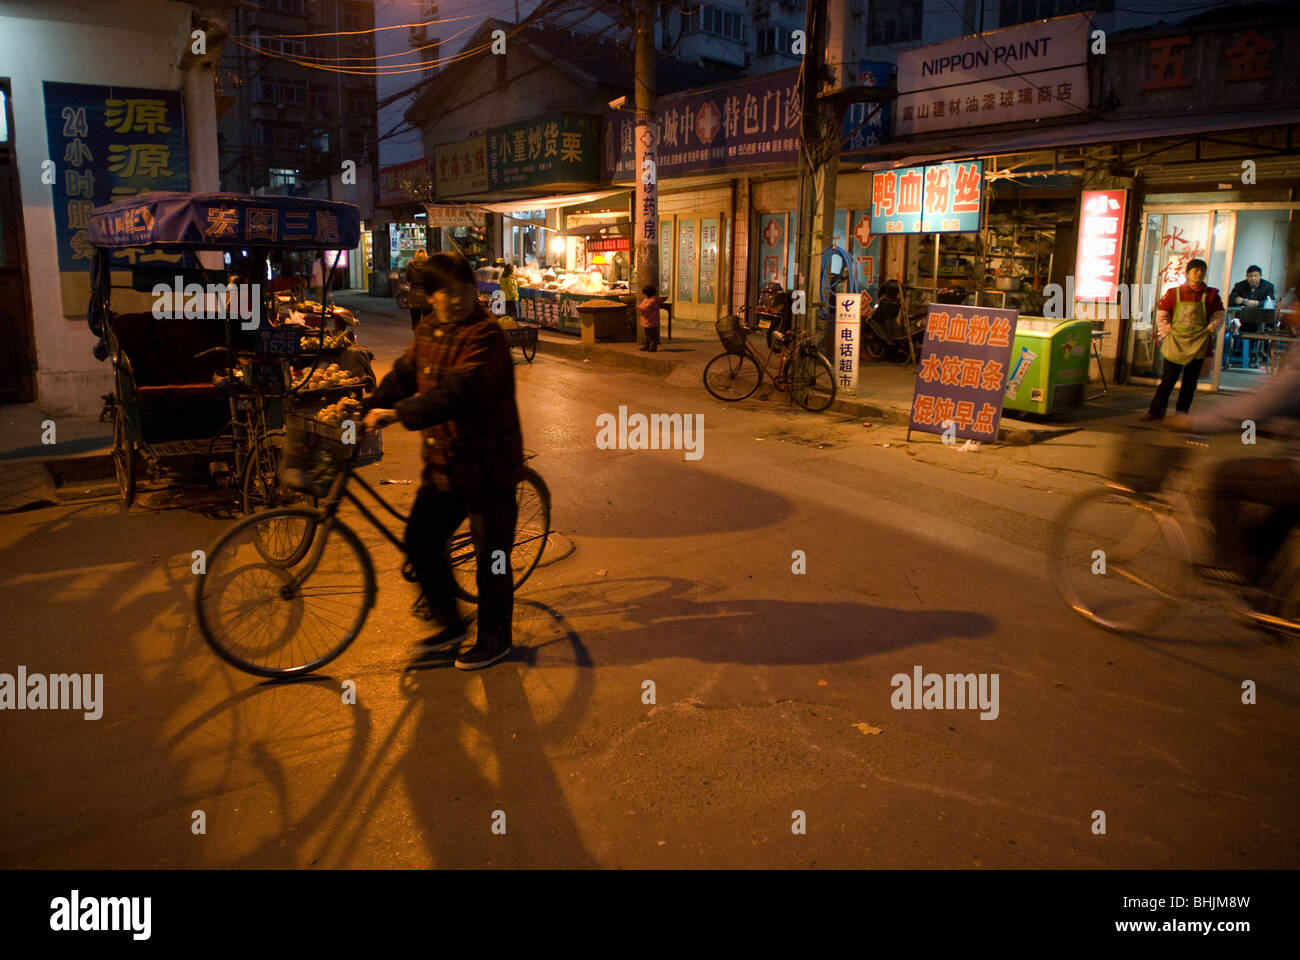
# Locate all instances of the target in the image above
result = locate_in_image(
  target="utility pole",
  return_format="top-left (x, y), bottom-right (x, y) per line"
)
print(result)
top-left (633, 0), bottom-right (659, 341)
top-left (793, 0), bottom-right (831, 335)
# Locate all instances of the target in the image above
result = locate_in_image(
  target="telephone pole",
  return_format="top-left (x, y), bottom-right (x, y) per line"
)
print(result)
top-left (633, 0), bottom-right (660, 333)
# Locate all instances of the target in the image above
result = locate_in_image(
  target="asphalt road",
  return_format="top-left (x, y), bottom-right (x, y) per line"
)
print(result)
top-left (1, 309), bottom-right (1297, 869)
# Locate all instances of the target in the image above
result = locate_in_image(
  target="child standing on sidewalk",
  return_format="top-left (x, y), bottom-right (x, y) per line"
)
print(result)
top-left (638, 284), bottom-right (662, 352)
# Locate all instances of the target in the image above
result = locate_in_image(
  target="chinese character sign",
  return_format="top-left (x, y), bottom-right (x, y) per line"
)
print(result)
top-left (434, 136), bottom-right (488, 198)
top-left (835, 294), bottom-right (861, 394)
top-left (873, 162), bottom-right (982, 235)
top-left (842, 61), bottom-right (894, 152)
top-left (1074, 189), bottom-right (1127, 301)
top-left (489, 113), bottom-right (598, 190)
top-left (602, 68), bottom-right (800, 181)
top-left (871, 166), bottom-right (925, 234)
top-left (910, 304), bottom-right (1017, 443)
top-left (43, 82), bottom-right (190, 270)
top-left (920, 161), bottom-right (983, 233)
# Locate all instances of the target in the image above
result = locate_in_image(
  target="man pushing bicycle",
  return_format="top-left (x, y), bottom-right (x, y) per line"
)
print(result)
top-left (361, 253), bottom-right (524, 670)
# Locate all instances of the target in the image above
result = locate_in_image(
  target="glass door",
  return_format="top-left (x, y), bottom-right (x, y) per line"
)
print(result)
top-left (1131, 212), bottom-right (1210, 378)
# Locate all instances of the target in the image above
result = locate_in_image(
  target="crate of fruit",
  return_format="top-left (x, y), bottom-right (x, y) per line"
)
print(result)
top-left (280, 400), bottom-right (382, 495)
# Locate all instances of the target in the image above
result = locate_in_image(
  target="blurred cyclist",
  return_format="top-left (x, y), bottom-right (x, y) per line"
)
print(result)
top-left (1166, 287), bottom-right (1300, 588)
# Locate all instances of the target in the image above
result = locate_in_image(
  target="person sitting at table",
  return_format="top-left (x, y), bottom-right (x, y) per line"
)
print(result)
top-left (1229, 265), bottom-right (1276, 310)
top-left (1227, 266), bottom-right (1277, 368)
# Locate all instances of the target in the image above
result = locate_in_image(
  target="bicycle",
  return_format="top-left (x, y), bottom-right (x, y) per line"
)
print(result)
top-left (193, 420), bottom-right (551, 678)
top-left (702, 311), bottom-right (838, 412)
top-left (1048, 429), bottom-right (1300, 637)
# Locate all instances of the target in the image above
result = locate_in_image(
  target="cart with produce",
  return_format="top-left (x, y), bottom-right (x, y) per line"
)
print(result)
top-left (497, 316), bottom-right (539, 362)
top-left (86, 191), bottom-right (363, 509)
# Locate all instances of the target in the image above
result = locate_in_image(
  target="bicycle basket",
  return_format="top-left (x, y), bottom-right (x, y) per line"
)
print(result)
top-left (715, 314), bottom-right (749, 355)
top-left (280, 413), bottom-right (383, 495)
top-left (1111, 431), bottom-right (1190, 493)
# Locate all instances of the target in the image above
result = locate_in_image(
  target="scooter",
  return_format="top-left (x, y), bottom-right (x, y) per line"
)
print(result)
top-left (861, 280), bottom-right (927, 363)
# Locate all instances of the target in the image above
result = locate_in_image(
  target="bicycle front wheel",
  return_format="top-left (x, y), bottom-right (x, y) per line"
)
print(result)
top-left (788, 350), bottom-right (837, 412)
top-left (1048, 486), bottom-right (1190, 634)
top-left (241, 432), bottom-right (318, 567)
top-left (704, 351), bottom-right (761, 401)
top-left (450, 467), bottom-right (552, 603)
top-left (195, 508), bottom-right (375, 677)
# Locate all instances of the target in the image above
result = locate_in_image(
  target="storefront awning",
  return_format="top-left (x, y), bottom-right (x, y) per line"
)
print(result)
top-left (861, 108), bottom-right (1300, 170)
top-left (477, 189), bottom-right (630, 214)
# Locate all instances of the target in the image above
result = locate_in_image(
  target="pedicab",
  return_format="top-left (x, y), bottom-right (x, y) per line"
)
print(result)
top-left (86, 191), bottom-right (364, 508)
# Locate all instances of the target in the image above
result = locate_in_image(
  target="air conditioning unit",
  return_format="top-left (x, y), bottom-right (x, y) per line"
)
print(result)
top-left (410, 24), bottom-right (427, 43)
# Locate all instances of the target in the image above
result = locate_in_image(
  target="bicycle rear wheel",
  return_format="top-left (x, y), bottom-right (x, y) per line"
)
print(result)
top-left (195, 508), bottom-right (375, 677)
top-left (1048, 486), bottom-right (1190, 634)
top-left (450, 467), bottom-right (551, 603)
top-left (788, 350), bottom-right (837, 412)
top-left (704, 351), bottom-right (761, 401)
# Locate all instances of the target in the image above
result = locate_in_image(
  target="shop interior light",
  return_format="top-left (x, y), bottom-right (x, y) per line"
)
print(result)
top-left (591, 254), bottom-right (608, 264)
top-left (549, 237), bottom-right (565, 255)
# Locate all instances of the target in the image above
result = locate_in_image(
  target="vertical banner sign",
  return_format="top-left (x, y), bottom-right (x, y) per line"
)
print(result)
top-left (910, 304), bottom-right (1018, 443)
top-left (1075, 189), bottom-right (1127, 301)
top-left (42, 82), bottom-right (190, 270)
top-left (834, 294), bottom-right (861, 394)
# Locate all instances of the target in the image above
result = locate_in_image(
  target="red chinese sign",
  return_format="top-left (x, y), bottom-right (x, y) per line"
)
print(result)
top-left (1074, 190), bottom-right (1127, 301)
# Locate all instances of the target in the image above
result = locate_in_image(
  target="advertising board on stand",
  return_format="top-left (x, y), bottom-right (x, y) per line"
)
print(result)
top-left (834, 294), bottom-right (862, 394)
top-left (909, 304), bottom-right (1018, 444)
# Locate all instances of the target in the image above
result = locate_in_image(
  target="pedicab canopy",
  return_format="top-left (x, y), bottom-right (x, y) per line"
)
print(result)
top-left (86, 191), bottom-right (361, 251)
top-left (85, 192), bottom-right (362, 360)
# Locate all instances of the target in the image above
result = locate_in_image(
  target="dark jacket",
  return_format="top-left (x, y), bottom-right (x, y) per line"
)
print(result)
top-left (1228, 278), bottom-right (1276, 308)
top-left (365, 306), bottom-right (524, 492)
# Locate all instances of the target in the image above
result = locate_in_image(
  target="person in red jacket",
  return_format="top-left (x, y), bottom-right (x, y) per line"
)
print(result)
top-left (362, 253), bottom-right (524, 670)
top-left (1143, 258), bottom-right (1225, 420)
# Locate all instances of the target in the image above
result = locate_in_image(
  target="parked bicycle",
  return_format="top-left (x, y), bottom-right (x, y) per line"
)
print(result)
top-left (1048, 429), bottom-right (1300, 637)
top-left (194, 419), bottom-right (551, 678)
top-left (703, 311), bottom-right (837, 412)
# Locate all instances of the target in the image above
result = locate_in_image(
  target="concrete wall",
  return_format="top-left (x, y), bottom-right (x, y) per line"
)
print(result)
top-left (0, 0), bottom-right (218, 416)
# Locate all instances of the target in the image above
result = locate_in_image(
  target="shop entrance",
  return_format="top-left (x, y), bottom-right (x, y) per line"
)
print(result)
top-left (661, 212), bottom-right (726, 323)
top-left (0, 81), bottom-right (34, 403)
top-left (1130, 204), bottom-right (1300, 391)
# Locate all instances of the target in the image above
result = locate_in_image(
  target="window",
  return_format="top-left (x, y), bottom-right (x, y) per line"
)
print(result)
top-left (682, 4), bottom-right (745, 42)
top-left (868, 0), bottom-right (923, 45)
top-left (269, 168), bottom-right (299, 189)
top-left (999, 0), bottom-right (1113, 27)
top-left (260, 36), bottom-right (307, 58)
top-left (758, 27), bottom-right (795, 57)
top-left (255, 122), bottom-right (275, 147)
top-left (0, 88), bottom-right (8, 143)
top-left (313, 131), bottom-right (330, 154)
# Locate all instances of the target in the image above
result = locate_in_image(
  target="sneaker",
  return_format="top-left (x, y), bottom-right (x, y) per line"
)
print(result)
top-left (417, 621), bottom-right (469, 652)
top-left (454, 644), bottom-right (513, 670)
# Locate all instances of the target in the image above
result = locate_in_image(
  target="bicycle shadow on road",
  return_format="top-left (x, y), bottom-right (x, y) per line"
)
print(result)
top-left (524, 574), bottom-right (995, 666)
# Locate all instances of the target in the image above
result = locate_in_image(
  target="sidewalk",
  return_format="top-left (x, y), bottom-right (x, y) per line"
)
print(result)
top-left (0, 403), bottom-right (113, 513)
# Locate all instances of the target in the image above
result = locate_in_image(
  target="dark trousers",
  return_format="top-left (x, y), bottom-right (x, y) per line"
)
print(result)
top-left (643, 324), bottom-right (660, 350)
top-left (405, 482), bottom-right (518, 649)
top-left (504, 299), bottom-right (519, 317)
top-left (1149, 356), bottom-right (1205, 417)
top-left (1211, 458), bottom-right (1300, 582)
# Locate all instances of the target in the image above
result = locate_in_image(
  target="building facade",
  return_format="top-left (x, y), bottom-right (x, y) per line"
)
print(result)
top-left (0, 0), bottom-right (227, 415)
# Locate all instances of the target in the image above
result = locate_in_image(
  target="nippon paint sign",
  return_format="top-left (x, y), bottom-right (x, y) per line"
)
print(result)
top-left (895, 14), bottom-right (1090, 135)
